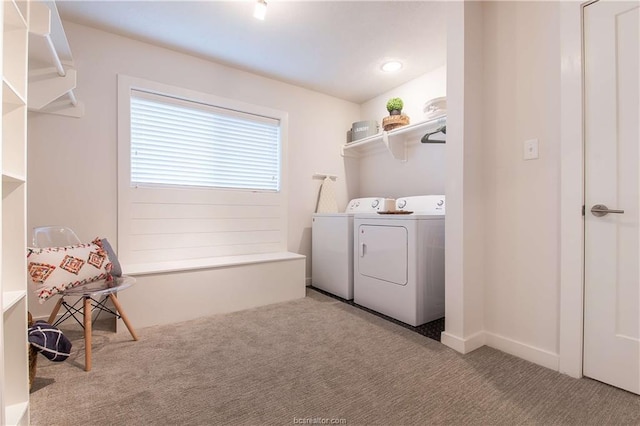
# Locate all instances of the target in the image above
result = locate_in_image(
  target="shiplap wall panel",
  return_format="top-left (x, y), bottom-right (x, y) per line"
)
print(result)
top-left (130, 217), bottom-right (281, 234)
top-left (129, 242), bottom-right (284, 264)
top-left (129, 186), bottom-right (281, 205)
top-left (130, 231), bottom-right (281, 250)
top-left (131, 203), bottom-right (281, 219)
top-left (124, 187), bottom-right (284, 264)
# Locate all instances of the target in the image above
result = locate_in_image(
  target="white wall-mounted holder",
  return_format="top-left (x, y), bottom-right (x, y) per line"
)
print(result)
top-left (341, 116), bottom-right (446, 162)
top-left (28, 0), bottom-right (84, 118)
top-left (312, 173), bottom-right (337, 181)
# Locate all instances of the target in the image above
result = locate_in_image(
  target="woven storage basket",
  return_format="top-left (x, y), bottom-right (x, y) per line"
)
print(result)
top-left (382, 114), bottom-right (410, 131)
top-left (28, 312), bottom-right (37, 391)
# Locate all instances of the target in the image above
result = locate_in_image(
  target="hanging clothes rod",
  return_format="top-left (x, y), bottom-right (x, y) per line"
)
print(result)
top-left (421, 125), bottom-right (446, 144)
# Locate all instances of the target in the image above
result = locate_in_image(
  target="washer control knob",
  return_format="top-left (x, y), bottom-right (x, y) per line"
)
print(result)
top-left (371, 199), bottom-right (379, 208)
top-left (397, 200), bottom-right (407, 209)
top-left (437, 200), bottom-right (444, 207)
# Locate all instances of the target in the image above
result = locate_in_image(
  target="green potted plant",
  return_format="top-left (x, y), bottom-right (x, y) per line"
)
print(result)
top-left (382, 97), bottom-right (410, 131)
top-left (386, 97), bottom-right (404, 116)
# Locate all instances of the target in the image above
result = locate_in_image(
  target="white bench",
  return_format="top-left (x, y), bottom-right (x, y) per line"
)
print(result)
top-left (118, 252), bottom-right (306, 329)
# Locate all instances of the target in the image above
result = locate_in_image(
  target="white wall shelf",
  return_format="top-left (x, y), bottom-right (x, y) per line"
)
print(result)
top-left (341, 115), bottom-right (447, 161)
top-left (2, 290), bottom-right (26, 313)
top-left (5, 402), bottom-right (29, 426)
top-left (1, 0), bottom-right (30, 424)
top-left (27, 0), bottom-right (83, 117)
top-left (2, 171), bottom-right (26, 185)
top-left (3, 78), bottom-right (26, 106)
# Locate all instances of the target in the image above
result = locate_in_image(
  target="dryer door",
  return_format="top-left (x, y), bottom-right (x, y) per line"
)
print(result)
top-left (357, 225), bottom-right (407, 285)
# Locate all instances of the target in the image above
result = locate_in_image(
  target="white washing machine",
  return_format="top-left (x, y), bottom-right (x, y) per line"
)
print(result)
top-left (312, 197), bottom-right (388, 300)
top-left (353, 195), bottom-right (445, 326)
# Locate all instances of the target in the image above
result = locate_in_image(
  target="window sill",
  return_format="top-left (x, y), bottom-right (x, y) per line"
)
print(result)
top-left (123, 252), bottom-right (305, 276)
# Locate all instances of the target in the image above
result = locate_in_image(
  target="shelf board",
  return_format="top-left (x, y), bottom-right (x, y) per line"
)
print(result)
top-left (2, 179), bottom-right (24, 199)
top-left (342, 115), bottom-right (447, 160)
top-left (2, 171), bottom-right (26, 184)
top-left (2, 78), bottom-right (27, 107)
top-left (343, 131), bottom-right (384, 150)
top-left (2, 290), bottom-right (26, 313)
top-left (387, 115), bottom-right (446, 140)
top-left (5, 401), bottom-right (29, 426)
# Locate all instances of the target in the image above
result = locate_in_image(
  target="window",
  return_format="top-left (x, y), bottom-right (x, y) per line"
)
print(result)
top-left (130, 90), bottom-right (280, 191)
top-left (117, 76), bottom-right (288, 267)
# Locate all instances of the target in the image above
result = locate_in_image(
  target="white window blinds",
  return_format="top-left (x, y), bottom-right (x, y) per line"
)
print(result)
top-left (130, 90), bottom-right (281, 191)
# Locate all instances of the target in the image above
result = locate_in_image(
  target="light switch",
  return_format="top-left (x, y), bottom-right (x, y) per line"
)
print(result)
top-left (523, 138), bottom-right (539, 160)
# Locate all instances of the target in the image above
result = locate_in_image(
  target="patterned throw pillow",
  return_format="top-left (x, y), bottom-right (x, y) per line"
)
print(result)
top-left (96, 238), bottom-right (122, 277)
top-left (27, 238), bottom-right (115, 303)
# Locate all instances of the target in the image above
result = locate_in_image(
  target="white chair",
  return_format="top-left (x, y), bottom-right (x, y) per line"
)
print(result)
top-left (32, 226), bottom-right (138, 371)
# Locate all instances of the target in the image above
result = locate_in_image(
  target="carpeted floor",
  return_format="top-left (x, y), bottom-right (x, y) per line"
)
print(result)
top-left (29, 289), bottom-right (640, 425)
top-left (309, 286), bottom-right (445, 341)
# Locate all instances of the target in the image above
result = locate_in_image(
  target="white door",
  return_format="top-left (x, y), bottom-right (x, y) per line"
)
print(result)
top-left (584, 0), bottom-right (639, 394)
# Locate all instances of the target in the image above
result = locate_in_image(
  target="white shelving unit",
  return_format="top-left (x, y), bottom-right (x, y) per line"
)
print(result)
top-left (28, 0), bottom-right (82, 117)
top-left (1, 0), bottom-right (30, 425)
top-left (341, 115), bottom-right (446, 161)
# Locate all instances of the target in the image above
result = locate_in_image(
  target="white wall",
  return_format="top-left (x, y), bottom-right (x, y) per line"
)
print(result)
top-left (357, 67), bottom-right (447, 198)
top-left (442, 1), bottom-right (563, 371)
top-left (441, 0), bottom-right (486, 354)
top-left (27, 22), bottom-right (360, 318)
top-left (480, 2), bottom-right (561, 367)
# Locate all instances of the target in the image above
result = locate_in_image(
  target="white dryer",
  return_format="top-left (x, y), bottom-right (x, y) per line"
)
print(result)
top-left (312, 198), bottom-right (388, 300)
top-left (353, 195), bottom-right (445, 326)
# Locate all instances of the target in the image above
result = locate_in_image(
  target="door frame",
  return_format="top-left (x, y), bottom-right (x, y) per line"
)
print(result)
top-left (559, 0), bottom-right (599, 379)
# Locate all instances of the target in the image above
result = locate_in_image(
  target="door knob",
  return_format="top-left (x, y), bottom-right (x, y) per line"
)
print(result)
top-left (591, 204), bottom-right (625, 217)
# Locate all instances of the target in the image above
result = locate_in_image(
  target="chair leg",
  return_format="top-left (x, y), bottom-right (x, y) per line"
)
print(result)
top-left (108, 293), bottom-right (139, 341)
top-left (47, 298), bottom-right (64, 325)
top-left (83, 297), bottom-right (92, 372)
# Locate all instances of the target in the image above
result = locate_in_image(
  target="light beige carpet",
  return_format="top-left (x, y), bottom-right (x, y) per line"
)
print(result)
top-left (29, 289), bottom-right (640, 425)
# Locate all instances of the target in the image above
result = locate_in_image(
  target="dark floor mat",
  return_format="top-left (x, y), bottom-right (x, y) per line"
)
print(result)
top-left (309, 286), bottom-right (444, 342)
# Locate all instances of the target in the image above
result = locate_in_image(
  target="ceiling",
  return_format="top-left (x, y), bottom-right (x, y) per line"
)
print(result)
top-left (56, 1), bottom-right (447, 104)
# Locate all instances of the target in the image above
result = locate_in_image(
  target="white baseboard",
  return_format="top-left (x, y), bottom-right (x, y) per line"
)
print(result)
top-left (484, 331), bottom-right (560, 371)
top-left (441, 330), bottom-right (486, 354)
top-left (441, 330), bottom-right (560, 371)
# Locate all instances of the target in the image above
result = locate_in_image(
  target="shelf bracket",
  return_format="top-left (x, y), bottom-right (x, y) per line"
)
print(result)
top-left (382, 132), bottom-right (407, 162)
top-left (312, 173), bottom-right (337, 181)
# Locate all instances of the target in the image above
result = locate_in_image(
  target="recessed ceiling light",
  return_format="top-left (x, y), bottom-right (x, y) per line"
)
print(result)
top-left (254, 0), bottom-right (267, 20)
top-left (381, 61), bottom-right (403, 73)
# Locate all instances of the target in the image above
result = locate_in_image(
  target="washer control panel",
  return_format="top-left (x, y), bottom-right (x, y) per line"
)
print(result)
top-left (395, 195), bottom-right (446, 214)
top-left (346, 197), bottom-right (389, 213)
